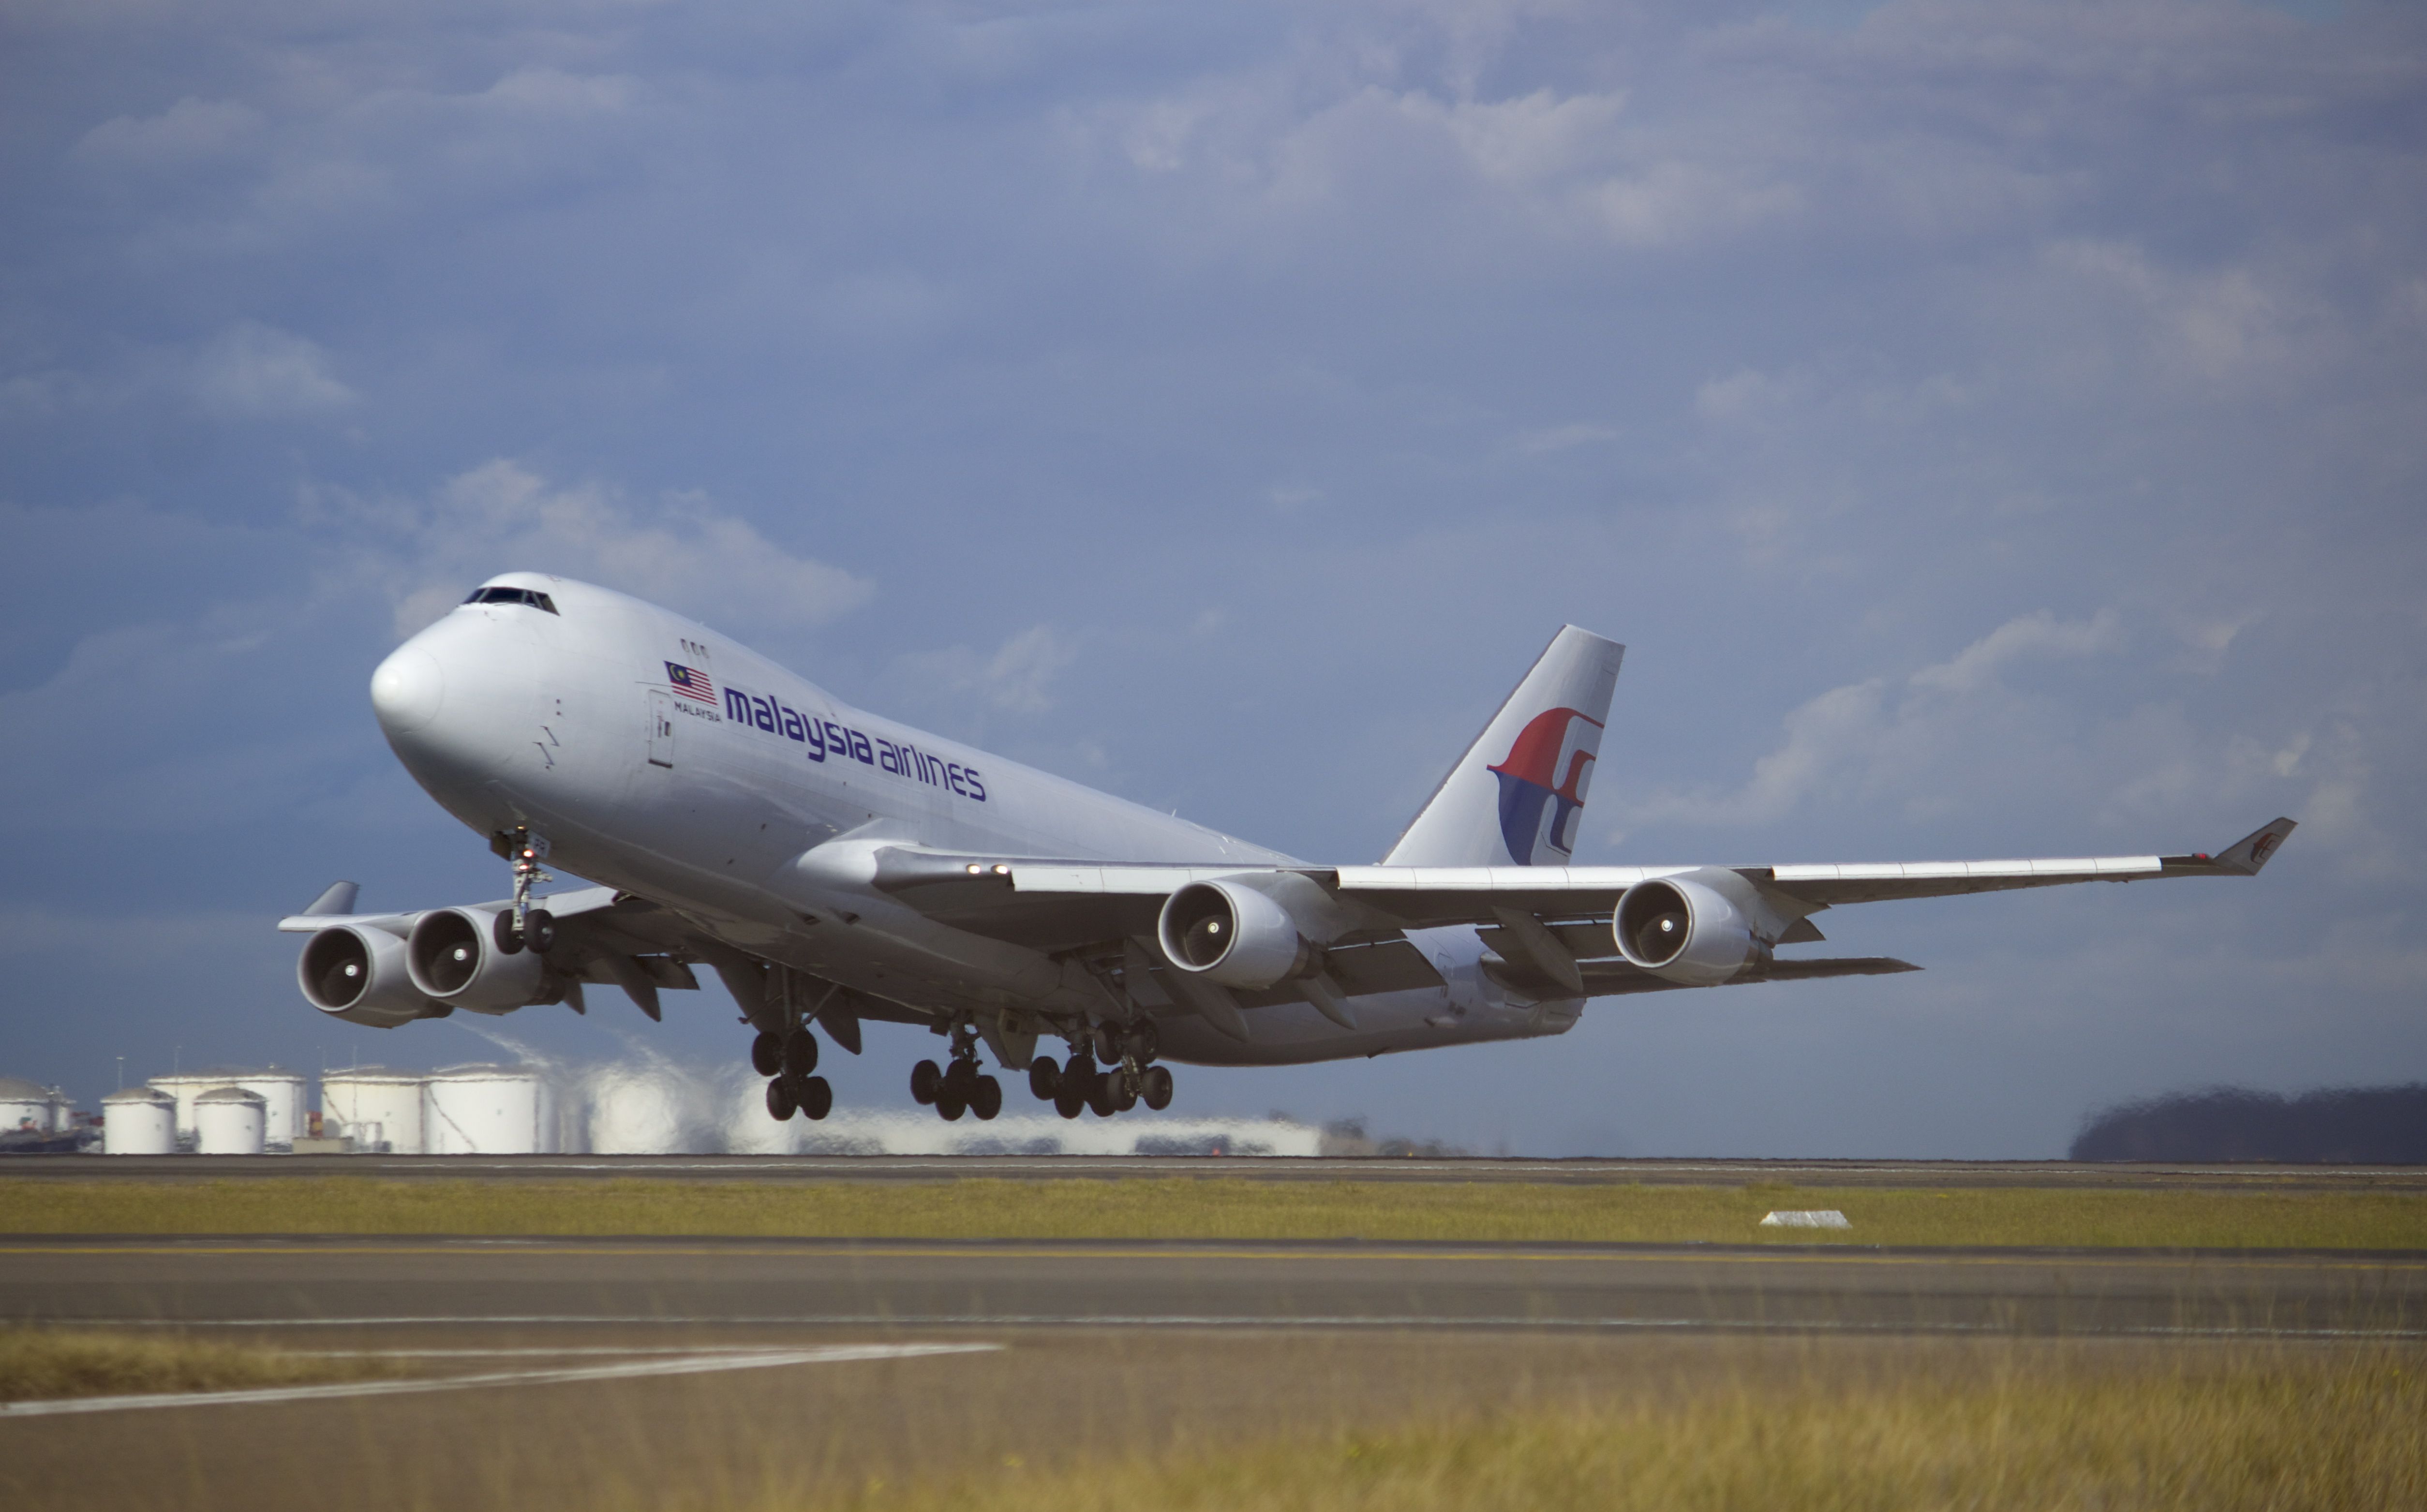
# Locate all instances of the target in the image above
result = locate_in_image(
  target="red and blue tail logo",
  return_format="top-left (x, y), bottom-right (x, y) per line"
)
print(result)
top-left (1487, 707), bottom-right (1603, 864)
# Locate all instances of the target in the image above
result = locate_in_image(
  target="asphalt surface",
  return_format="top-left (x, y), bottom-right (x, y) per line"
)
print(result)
top-left (5, 1234), bottom-right (2421, 1338)
top-left (18, 1153), bottom-right (2427, 1190)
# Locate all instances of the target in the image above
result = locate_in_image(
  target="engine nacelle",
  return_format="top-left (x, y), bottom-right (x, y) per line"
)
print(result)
top-left (1157, 879), bottom-right (1313, 989)
top-left (298, 923), bottom-right (450, 1029)
top-left (406, 906), bottom-right (557, 1014)
top-left (1614, 872), bottom-right (1765, 986)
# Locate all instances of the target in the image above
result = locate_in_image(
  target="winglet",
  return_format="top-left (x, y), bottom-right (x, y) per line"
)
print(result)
top-left (2211, 816), bottom-right (2297, 875)
top-left (2164, 817), bottom-right (2296, 877)
top-left (302, 880), bottom-right (360, 917)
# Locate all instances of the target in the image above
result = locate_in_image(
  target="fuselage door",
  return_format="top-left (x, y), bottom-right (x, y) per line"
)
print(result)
top-left (647, 689), bottom-right (675, 769)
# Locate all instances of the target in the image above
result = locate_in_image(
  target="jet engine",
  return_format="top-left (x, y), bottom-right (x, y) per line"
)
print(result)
top-left (1613, 872), bottom-right (1766, 986)
top-left (1157, 879), bottom-right (1314, 989)
top-left (298, 923), bottom-right (449, 1028)
top-left (406, 906), bottom-right (560, 1013)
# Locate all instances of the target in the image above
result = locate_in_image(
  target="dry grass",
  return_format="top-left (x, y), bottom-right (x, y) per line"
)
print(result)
top-left (788, 1346), bottom-right (2427, 1512)
top-left (3, 1176), bottom-right (2423, 1248)
top-left (0, 1325), bottom-right (400, 1402)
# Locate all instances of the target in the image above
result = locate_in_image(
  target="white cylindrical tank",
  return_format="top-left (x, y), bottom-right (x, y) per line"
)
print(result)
top-left (232, 1071), bottom-right (307, 1150)
top-left (320, 1068), bottom-right (427, 1154)
top-left (193, 1085), bottom-right (267, 1156)
top-left (423, 1064), bottom-right (547, 1155)
top-left (102, 1085), bottom-right (177, 1155)
top-left (0, 1076), bottom-right (58, 1134)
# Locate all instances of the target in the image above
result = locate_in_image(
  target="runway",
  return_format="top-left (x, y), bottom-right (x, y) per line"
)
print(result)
top-left (6, 1233), bottom-right (2420, 1510)
top-left (25, 1153), bottom-right (2427, 1191)
top-left (6, 1234), bottom-right (2421, 1338)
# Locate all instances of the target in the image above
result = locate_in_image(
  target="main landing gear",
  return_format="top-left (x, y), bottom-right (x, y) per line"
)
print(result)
top-left (1029, 1019), bottom-right (1174, 1120)
top-left (755, 1027), bottom-right (832, 1122)
top-left (909, 1021), bottom-right (1003, 1121)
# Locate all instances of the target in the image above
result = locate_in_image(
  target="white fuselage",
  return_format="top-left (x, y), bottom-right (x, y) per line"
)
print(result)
top-left (370, 574), bottom-right (1579, 1066)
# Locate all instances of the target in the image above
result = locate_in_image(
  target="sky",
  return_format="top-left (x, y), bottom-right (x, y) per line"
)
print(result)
top-left (2, 0), bottom-right (2422, 1156)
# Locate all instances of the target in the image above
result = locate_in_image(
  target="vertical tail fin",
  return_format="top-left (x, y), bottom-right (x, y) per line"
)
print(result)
top-left (1384, 627), bottom-right (1624, 866)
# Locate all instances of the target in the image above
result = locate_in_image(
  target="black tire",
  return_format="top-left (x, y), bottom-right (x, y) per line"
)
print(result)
top-left (1093, 1023), bottom-right (1123, 1064)
top-left (972, 1076), bottom-right (1003, 1121)
top-left (491, 910), bottom-right (523, 956)
top-left (1028, 1057), bottom-right (1060, 1101)
top-left (943, 1057), bottom-right (978, 1100)
top-left (1054, 1082), bottom-right (1086, 1120)
top-left (1125, 1017), bottom-right (1160, 1064)
top-left (1085, 1070), bottom-right (1116, 1118)
top-left (750, 1031), bottom-right (784, 1077)
top-left (936, 1088), bottom-right (967, 1122)
top-left (909, 1059), bottom-right (941, 1105)
top-left (764, 1078), bottom-right (796, 1121)
top-left (1143, 1064), bottom-right (1174, 1111)
top-left (801, 1077), bottom-right (833, 1121)
top-left (523, 908), bottom-right (556, 953)
top-left (783, 1032), bottom-right (819, 1078)
top-left (1108, 1074), bottom-right (1138, 1113)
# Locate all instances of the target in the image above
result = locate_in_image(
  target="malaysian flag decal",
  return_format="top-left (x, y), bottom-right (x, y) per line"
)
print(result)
top-left (665, 663), bottom-right (715, 703)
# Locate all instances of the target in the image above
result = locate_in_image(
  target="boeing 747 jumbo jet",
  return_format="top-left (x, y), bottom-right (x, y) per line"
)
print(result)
top-left (283, 573), bottom-right (2296, 1124)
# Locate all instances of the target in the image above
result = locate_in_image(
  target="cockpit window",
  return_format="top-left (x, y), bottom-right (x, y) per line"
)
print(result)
top-left (462, 586), bottom-right (560, 614)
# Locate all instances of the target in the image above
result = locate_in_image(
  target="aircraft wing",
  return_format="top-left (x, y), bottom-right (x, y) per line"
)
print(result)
top-left (276, 885), bottom-right (703, 1015)
top-left (871, 816), bottom-right (2295, 953)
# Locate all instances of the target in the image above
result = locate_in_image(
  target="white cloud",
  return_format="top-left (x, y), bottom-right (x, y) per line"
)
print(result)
top-left (308, 460), bottom-right (875, 639)
top-left (192, 321), bottom-right (356, 417)
top-left (894, 624), bottom-right (1079, 716)
top-left (74, 96), bottom-right (265, 168)
top-left (1621, 610), bottom-right (2125, 832)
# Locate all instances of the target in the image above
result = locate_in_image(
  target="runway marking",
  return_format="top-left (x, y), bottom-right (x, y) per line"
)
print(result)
top-left (4, 1241), bottom-right (2419, 1273)
top-left (46, 1314), bottom-right (2427, 1341)
top-left (0, 1342), bottom-right (998, 1420)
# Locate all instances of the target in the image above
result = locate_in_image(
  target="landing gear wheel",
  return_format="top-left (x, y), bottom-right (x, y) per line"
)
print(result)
top-left (1108, 1073), bottom-right (1138, 1113)
top-left (1028, 1058), bottom-right (1061, 1101)
top-left (1092, 1023), bottom-right (1123, 1064)
top-left (765, 1077), bottom-right (796, 1121)
top-left (1085, 1069), bottom-right (1116, 1118)
top-left (1142, 1065), bottom-right (1175, 1111)
top-left (799, 1076), bottom-right (833, 1121)
top-left (491, 910), bottom-right (523, 956)
top-left (943, 1057), bottom-right (979, 1102)
top-left (1125, 1018), bottom-right (1159, 1065)
top-left (750, 1032), bottom-right (784, 1078)
top-left (909, 1060), bottom-right (941, 1105)
top-left (1054, 1080), bottom-right (1087, 1120)
top-left (522, 909), bottom-right (556, 953)
top-left (936, 1087), bottom-right (967, 1121)
top-left (972, 1076), bottom-right (1003, 1121)
top-left (783, 1033), bottom-right (819, 1078)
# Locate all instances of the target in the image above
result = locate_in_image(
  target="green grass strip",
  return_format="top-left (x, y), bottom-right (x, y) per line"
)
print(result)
top-left (0, 1325), bottom-right (401, 1402)
top-left (4, 1177), bottom-right (2424, 1248)
top-left (819, 1348), bottom-right (2427, 1512)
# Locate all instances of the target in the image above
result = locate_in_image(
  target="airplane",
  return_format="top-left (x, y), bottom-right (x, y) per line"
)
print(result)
top-left (282, 572), bottom-right (2297, 1125)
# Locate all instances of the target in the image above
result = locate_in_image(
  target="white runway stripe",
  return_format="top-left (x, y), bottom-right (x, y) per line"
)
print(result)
top-left (0, 1342), bottom-right (998, 1419)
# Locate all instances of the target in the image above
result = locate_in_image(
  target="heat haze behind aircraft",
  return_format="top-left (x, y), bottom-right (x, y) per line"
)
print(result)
top-left (283, 573), bottom-right (2295, 1124)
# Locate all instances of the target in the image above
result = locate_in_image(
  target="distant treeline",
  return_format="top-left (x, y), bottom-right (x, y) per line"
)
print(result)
top-left (2070, 1084), bottom-right (2427, 1163)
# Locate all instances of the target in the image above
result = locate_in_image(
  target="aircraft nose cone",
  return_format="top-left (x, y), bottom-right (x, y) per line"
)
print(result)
top-left (370, 646), bottom-right (446, 735)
